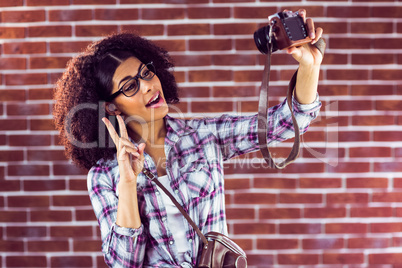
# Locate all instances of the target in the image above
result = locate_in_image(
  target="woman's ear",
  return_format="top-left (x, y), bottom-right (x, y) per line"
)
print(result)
top-left (104, 102), bottom-right (122, 116)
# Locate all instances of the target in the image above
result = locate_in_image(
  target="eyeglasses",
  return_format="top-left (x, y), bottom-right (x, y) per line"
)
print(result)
top-left (105, 62), bottom-right (156, 102)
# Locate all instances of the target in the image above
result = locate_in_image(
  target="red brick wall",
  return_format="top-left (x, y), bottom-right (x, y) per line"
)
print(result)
top-left (1, 1), bottom-right (401, 267)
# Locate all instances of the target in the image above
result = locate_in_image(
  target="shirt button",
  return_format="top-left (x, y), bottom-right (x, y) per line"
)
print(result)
top-left (188, 239), bottom-right (192, 243)
top-left (169, 240), bottom-right (174, 245)
top-left (175, 189), bottom-right (179, 194)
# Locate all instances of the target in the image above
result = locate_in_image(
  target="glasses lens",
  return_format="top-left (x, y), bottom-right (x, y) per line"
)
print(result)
top-left (121, 78), bottom-right (139, 97)
top-left (141, 63), bottom-right (156, 81)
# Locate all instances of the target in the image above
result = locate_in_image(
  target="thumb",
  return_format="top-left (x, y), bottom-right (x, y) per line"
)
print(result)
top-left (137, 143), bottom-right (146, 155)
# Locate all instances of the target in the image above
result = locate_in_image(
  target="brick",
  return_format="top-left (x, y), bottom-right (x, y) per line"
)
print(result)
top-left (153, 39), bottom-right (185, 52)
top-left (0, 240), bottom-right (24, 252)
top-left (305, 207), bottom-right (346, 218)
top-left (0, 119), bottom-right (27, 131)
top-left (376, 100), bottom-right (402, 111)
top-left (300, 178), bottom-right (342, 188)
top-left (350, 147), bottom-right (391, 158)
top-left (9, 135), bottom-right (51, 146)
top-left (0, 211), bottom-right (27, 222)
top-left (49, 41), bottom-right (90, 53)
top-left (394, 178), bottom-right (402, 188)
top-left (95, 8), bottom-right (139, 20)
top-left (73, 0), bottom-right (115, 4)
top-left (189, 70), bottom-right (232, 83)
top-left (233, 223), bottom-right (275, 235)
top-left (322, 53), bottom-right (348, 65)
top-left (213, 54), bottom-right (256, 66)
top-left (351, 84), bottom-right (393, 96)
top-left (30, 210), bottom-right (72, 222)
top-left (374, 162), bottom-right (402, 172)
top-left (24, 179), bottom-right (66, 192)
top-left (260, 208), bottom-right (300, 219)
top-left (0, 27), bottom-right (25, 39)
top-left (30, 57), bottom-right (70, 69)
top-left (234, 6), bottom-right (277, 19)
top-left (7, 103), bottom-right (50, 116)
top-left (234, 69), bottom-right (270, 82)
top-left (28, 240), bottom-right (69, 252)
top-left (168, 24), bottom-right (210, 36)
top-left (279, 193), bottom-right (322, 204)
top-left (327, 69), bottom-right (369, 80)
top-left (6, 256), bottom-right (47, 267)
top-left (278, 254), bottom-right (319, 265)
top-left (373, 70), bottom-right (402, 80)
top-left (347, 177), bottom-right (388, 188)
top-left (327, 162), bottom-right (370, 173)
top-left (352, 53), bottom-right (394, 65)
top-left (51, 226), bottom-right (93, 238)
top-left (327, 6), bottom-right (370, 17)
top-left (282, 163), bottom-right (325, 174)
top-left (371, 222), bottom-right (402, 233)
top-left (69, 179), bottom-right (87, 191)
top-left (351, 207), bottom-right (393, 217)
top-left (4, 42), bottom-right (46, 54)
top-left (121, 24), bottom-right (165, 36)
top-left (53, 195), bottom-right (90, 207)
top-left (326, 223), bottom-right (368, 234)
top-left (234, 193), bottom-right (276, 205)
top-left (369, 253), bottom-right (402, 264)
top-left (73, 239), bottom-right (101, 251)
top-left (0, 150), bottom-right (24, 161)
top-left (353, 115), bottom-right (395, 126)
top-left (28, 26), bottom-right (72, 37)
top-left (254, 178), bottom-right (296, 189)
top-left (348, 237), bottom-right (389, 248)
top-left (53, 164), bottom-right (89, 176)
top-left (49, 9), bottom-right (92, 21)
top-left (351, 22), bottom-right (393, 34)
top-left (327, 193), bottom-right (369, 204)
top-left (6, 226), bottom-right (47, 238)
top-left (27, 150), bottom-right (66, 161)
top-left (2, 10), bottom-right (45, 23)
top-left (338, 100), bottom-right (372, 111)
top-left (28, 88), bottom-right (53, 100)
top-left (76, 25), bottom-right (118, 37)
top-left (0, 90), bottom-right (26, 102)
top-left (0, 0), bottom-right (23, 6)
top-left (224, 178), bottom-right (250, 190)
top-left (8, 165), bottom-right (49, 176)
top-left (142, 8), bottom-right (185, 20)
top-left (8, 195), bottom-right (50, 207)
top-left (323, 253), bottom-right (364, 264)
top-left (5, 73), bottom-right (47, 86)
top-left (190, 7), bottom-right (231, 19)
top-left (339, 131), bottom-right (369, 142)
top-left (189, 39), bottom-right (232, 51)
top-left (214, 23), bottom-right (258, 35)
top-left (27, 0), bottom-right (69, 5)
top-left (0, 58), bottom-right (26, 70)
top-left (257, 239), bottom-right (298, 250)
top-left (280, 223), bottom-right (321, 234)
top-left (51, 256), bottom-right (93, 267)
top-left (30, 119), bottom-right (55, 131)
top-left (75, 209), bottom-right (97, 221)
top-left (373, 131), bottom-right (402, 142)
top-left (303, 238), bottom-right (343, 249)
top-left (374, 38), bottom-right (402, 49)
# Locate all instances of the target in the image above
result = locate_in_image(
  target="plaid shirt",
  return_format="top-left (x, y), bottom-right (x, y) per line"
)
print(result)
top-left (88, 96), bottom-right (321, 268)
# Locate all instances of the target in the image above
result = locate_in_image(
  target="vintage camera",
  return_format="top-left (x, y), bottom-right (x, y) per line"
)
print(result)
top-left (254, 11), bottom-right (311, 54)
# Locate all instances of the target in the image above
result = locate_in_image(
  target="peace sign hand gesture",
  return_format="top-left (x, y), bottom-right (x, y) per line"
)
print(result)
top-left (102, 115), bottom-right (146, 183)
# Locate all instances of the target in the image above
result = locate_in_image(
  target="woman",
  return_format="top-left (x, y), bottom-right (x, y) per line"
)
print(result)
top-left (53, 9), bottom-right (323, 268)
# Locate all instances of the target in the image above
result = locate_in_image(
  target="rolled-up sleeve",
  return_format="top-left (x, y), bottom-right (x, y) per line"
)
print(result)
top-left (87, 165), bottom-right (147, 268)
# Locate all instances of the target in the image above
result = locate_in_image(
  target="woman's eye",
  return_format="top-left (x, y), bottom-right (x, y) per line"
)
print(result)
top-left (143, 69), bottom-right (152, 79)
top-left (123, 81), bottom-right (138, 92)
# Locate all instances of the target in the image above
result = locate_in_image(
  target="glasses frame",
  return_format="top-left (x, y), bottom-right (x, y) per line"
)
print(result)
top-left (105, 62), bottom-right (156, 102)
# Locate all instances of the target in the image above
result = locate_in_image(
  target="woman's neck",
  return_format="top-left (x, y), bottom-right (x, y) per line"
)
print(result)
top-left (127, 117), bottom-right (167, 149)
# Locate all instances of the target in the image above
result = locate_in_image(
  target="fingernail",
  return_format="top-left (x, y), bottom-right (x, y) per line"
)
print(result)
top-left (310, 33), bottom-right (315, 39)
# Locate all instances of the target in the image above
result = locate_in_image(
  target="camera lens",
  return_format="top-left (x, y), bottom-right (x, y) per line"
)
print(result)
top-left (253, 26), bottom-right (270, 54)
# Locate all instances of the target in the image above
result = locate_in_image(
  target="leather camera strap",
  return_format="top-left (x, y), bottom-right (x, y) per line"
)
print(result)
top-left (142, 169), bottom-right (209, 245)
top-left (258, 38), bottom-right (326, 169)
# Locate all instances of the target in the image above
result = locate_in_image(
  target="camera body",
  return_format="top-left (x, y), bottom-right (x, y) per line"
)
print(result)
top-left (254, 11), bottom-right (311, 54)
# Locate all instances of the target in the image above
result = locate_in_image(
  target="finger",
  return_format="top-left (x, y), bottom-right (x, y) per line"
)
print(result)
top-left (314, 27), bottom-right (324, 42)
top-left (137, 143), bottom-right (146, 155)
top-left (102, 117), bottom-right (119, 146)
top-left (298, 9), bottom-right (307, 23)
top-left (116, 115), bottom-right (128, 139)
top-left (306, 18), bottom-right (315, 40)
top-left (119, 137), bottom-right (138, 150)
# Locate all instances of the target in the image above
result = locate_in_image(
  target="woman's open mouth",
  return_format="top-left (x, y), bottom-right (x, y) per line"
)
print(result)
top-left (146, 92), bottom-right (164, 108)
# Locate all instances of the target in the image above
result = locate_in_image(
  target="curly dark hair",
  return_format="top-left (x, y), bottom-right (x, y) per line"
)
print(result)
top-left (53, 32), bottom-right (179, 170)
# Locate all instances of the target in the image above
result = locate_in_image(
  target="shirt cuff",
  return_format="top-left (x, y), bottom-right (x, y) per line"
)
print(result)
top-left (113, 222), bottom-right (144, 237)
top-left (292, 93), bottom-right (321, 114)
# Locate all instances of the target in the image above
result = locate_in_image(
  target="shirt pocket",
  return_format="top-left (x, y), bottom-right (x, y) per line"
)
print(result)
top-left (179, 158), bottom-right (215, 200)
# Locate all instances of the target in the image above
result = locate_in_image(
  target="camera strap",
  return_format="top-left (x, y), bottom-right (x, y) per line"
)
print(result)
top-left (257, 38), bottom-right (326, 169)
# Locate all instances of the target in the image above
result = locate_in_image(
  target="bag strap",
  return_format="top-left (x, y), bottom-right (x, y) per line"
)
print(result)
top-left (258, 38), bottom-right (326, 169)
top-left (142, 169), bottom-right (209, 245)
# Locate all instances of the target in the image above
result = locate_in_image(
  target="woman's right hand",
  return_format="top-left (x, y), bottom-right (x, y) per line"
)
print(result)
top-left (102, 115), bottom-right (146, 183)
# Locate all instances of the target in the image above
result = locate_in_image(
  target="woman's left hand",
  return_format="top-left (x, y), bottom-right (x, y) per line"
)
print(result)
top-left (286, 9), bottom-right (324, 67)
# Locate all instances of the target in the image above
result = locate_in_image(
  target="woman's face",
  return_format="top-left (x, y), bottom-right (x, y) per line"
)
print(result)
top-left (109, 57), bottom-right (168, 125)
